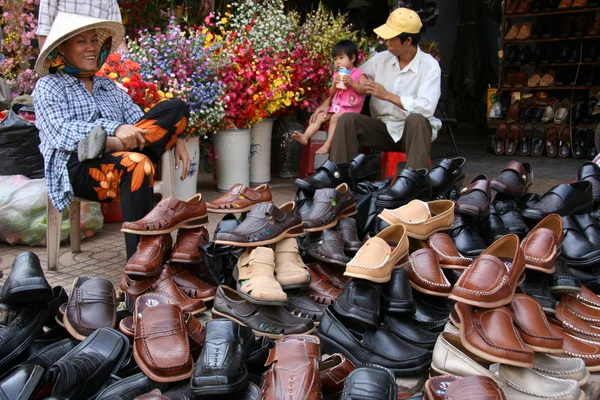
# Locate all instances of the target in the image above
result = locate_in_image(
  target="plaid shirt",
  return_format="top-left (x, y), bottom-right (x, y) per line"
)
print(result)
top-left (37, 0), bottom-right (123, 36)
top-left (34, 71), bottom-right (143, 212)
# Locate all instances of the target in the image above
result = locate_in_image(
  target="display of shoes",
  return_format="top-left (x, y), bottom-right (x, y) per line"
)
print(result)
top-left (375, 168), bottom-right (431, 208)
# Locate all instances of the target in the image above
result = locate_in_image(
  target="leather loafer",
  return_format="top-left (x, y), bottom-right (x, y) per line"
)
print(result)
top-left (0, 364), bottom-right (45, 400)
top-left (0, 251), bottom-right (52, 306)
top-left (341, 364), bottom-right (396, 400)
top-left (125, 234), bottom-right (172, 276)
top-left (406, 249), bottom-right (451, 297)
top-left (411, 291), bottom-right (454, 333)
top-left (384, 315), bottom-right (439, 350)
top-left (445, 376), bottom-right (506, 400)
top-left (561, 216), bottom-right (600, 268)
top-left (578, 162), bottom-right (600, 203)
top-left (560, 294), bottom-right (600, 325)
top-left (380, 268), bottom-right (414, 314)
top-left (317, 307), bottom-right (431, 376)
top-left (550, 257), bottom-right (582, 295)
top-left (522, 181), bottom-right (594, 221)
top-left (491, 161), bottom-right (533, 198)
top-left (375, 168), bottom-right (431, 208)
top-left (429, 157), bottom-right (466, 197)
top-left (549, 320), bottom-right (600, 372)
top-left (320, 354), bottom-right (355, 398)
top-left (574, 285), bottom-right (600, 308)
top-left (509, 293), bottom-right (564, 353)
top-left (95, 372), bottom-right (170, 400)
top-left (554, 304), bottom-right (600, 341)
top-left (449, 214), bottom-right (487, 257)
top-left (333, 279), bottom-right (380, 327)
top-left (427, 232), bottom-right (473, 269)
top-left (47, 327), bottom-right (129, 399)
top-left (520, 214), bottom-right (563, 274)
top-left (169, 227), bottom-right (209, 264)
top-left (378, 200), bottom-right (454, 240)
top-left (0, 305), bottom-right (47, 372)
top-left (190, 319), bottom-right (254, 396)
top-left (572, 212), bottom-right (600, 246)
top-left (26, 338), bottom-right (79, 370)
top-left (456, 175), bottom-right (491, 217)
top-left (338, 218), bottom-right (361, 252)
top-left (296, 160), bottom-right (351, 192)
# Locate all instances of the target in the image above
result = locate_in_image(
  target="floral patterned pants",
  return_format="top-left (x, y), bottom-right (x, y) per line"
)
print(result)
top-left (67, 99), bottom-right (190, 259)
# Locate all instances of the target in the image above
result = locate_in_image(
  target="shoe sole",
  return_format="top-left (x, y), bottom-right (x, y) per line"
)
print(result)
top-left (448, 292), bottom-right (515, 309)
top-left (189, 367), bottom-right (249, 396)
top-left (279, 275), bottom-right (311, 290)
top-left (215, 224), bottom-right (304, 247)
top-left (122, 268), bottom-right (162, 277)
top-left (303, 204), bottom-right (357, 232)
top-left (550, 284), bottom-right (582, 295)
top-left (526, 343), bottom-right (564, 354)
top-left (490, 182), bottom-right (530, 198)
top-left (211, 309), bottom-right (315, 339)
top-left (316, 330), bottom-right (431, 376)
top-left (525, 263), bottom-right (556, 274)
top-left (343, 258), bottom-right (409, 284)
top-left (207, 202), bottom-right (272, 214)
top-left (121, 215), bottom-right (209, 235)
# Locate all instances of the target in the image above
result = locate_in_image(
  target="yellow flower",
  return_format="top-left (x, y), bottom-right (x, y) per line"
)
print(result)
top-left (109, 72), bottom-right (118, 79)
top-left (122, 77), bottom-right (130, 83)
top-left (221, 17), bottom-right (228, 24)
top-left (284, 99), bottom-right (292, 106)
top-left (165, 92), bottom-right (174, 99)
top-left (157, 90), bottom-right (165, 97)
top-left (225, 12), bottom-right (232, 17)
top-left (216, 35), bottom-right (223, 41)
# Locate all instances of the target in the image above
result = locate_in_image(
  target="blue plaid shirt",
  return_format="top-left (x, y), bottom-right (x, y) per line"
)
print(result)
top-left (34, 71), bottom-right (144, 212)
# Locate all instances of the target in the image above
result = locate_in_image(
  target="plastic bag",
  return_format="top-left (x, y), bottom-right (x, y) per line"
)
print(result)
top-left (0, 175), bottom-right (104, 246)
top-left (0, 104), bottom-right (44, 179)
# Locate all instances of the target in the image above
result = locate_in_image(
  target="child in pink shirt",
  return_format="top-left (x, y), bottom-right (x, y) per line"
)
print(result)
top-left (292, 40), bottom-right (367, 154)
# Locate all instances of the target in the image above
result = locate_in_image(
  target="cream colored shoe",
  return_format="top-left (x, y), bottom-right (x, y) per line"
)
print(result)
top-left (273, 238), bottom-right (310, 289)
top-left (378, 199), bottom-right (454, 240)
top-left (344, 224), bottom-right (408, 283)
top-left (235, 247), bottom-right (287, 305)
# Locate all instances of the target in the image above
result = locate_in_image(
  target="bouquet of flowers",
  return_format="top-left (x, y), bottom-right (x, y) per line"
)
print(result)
top-left (128, 18), bottom-right (225, 140)
top-left (96, 52), bottom-right (161, 111)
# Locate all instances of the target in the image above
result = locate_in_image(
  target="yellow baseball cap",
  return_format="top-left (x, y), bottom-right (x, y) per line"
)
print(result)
top-left (374, 8), bottom-right (423, 39)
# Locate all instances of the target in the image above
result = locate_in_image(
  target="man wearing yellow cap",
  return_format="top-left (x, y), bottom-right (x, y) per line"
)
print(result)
top-left (316, 8), bottom-right (441, 170)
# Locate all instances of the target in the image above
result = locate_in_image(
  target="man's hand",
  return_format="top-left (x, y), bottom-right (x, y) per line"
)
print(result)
top-left (115, 125), bottom-right (146, 150)
top-left (364, 80), bottom-right (390, 101)
top-left (310, 103), bottom-right (330, 124)
top-left (174, 138), bottom-right (191, 181)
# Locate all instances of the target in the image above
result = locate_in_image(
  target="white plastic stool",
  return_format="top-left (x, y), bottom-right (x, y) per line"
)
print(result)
top-left (45, 151), bottom-right (175, 271)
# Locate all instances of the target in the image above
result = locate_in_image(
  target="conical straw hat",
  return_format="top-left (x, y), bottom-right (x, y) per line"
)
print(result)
top-left (34, 12), bottom-right (125, 77)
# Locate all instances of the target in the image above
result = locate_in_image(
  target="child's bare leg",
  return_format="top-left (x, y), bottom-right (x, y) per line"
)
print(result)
top-left (292, 112), bottom-right (330, 145)
top-left (316, 113), bottom-right (342, 154)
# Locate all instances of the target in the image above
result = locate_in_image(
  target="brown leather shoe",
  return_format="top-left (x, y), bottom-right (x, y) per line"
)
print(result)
top-left (120, 273), bottom-right (156, 298)
top-left (133, 293), bottom-right (193, 382)
top-left (456, 302), bottom-right (534, 368)
top-left (306, 230), bottom-right (351, 267)
top-left (303, 183), bottom-right (356, 232)
top-left (307, 268), bottom-right (340, 305)
top-left (406, 249), bottom-right (451, 297)
top-left (521, 214), bottom-right (563, 273)
top-left (540, 70), bottom-right (555, 87)
top-left (169, 227), bottom-right (209, 264)
top-left (445, 376), bottom-right (507, 399)
top-left (506, 102), bottom-right (519, 123)
top-left (64, 277), bottom-right (117, 340)
top-left (308, 263), bottom-right (348, 290)
top-left (319, 354), bottom-right (355, 397)
top-left (215, 202), bottom-right (303, 247)
top-left (549, 319), bottom-right (600, 372)
top-left (504, 23), bottom-right (521, 40)
top-left (345, 224), bottom-right (409, 283)
top-left (427, 233), bottom-right (473, 269)
top-left (572, 0), bottom-right (588, 6)
top-left (164, 263), bottom-right (216, 301)
top-left (505, 0), bottom-right (519, 13)
top-left (516, 0), bottom-right (531, 12)
top-left (561, 295), bottom-right (600, 325)
top-left (516, 22), bottom-right (532, 39)
top-left (490, 161), bottom-right (533, 198)
top-left (450, 234), bottom-right (525, 308)
top-left (425, 375), bottom-right (460, 400)
top-left (558, 0), bottom-right (573, 8)
top-left (124, 234), bottom-right (172, 276)
top-left (575, 285), bottom-right (600, 308)
top-left (554, 304), bottom-right (600, 340)
top-left (262, 335), bottom-right (322, 400)
top-left (121, 194), bottom-right (208, 235)
top-left (151, 269), bottom-right (207, 315)
top-left (510, 293), bottom-right (564, 353)
top-left (514, 70), bottom-right (528, 88)
top-left (456, 175), bottom-right (491, 217)
top-left (206, 183), bottom-right (272, 214)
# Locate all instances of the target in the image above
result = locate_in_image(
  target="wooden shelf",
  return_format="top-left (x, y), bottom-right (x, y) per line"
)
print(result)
top-left (504, 34), bottom-right (600, 44)
top-left (505, 6), bottom-right (600, 18)
top-left (487, 119), bottom-right (599, 128)
top-left (501, 61), bottom-right (600, 68)
top-left (521, 85), bottom-right (595, 90)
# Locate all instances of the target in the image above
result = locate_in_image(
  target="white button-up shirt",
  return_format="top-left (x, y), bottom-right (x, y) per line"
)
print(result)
top-left (360, 48), bottom-right (442, 143)
top-left (37, 0), bottom-right (123, 36)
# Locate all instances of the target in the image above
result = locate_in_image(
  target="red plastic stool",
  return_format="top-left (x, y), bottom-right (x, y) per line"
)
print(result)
top-left (299, 137), bottom-right (325, 178)
top-left (381, 151), bottom-right (432, 179)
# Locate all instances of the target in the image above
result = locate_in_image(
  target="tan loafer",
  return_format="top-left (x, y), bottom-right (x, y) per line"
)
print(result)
top-left (344, 224), bottom-right (408, 283)
top-left (378, 200), bottom-right (454, 240)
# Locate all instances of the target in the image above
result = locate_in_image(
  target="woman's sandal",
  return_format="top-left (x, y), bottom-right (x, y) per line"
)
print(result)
top-left (77, 125), bottom-right (107, 162)
top-left (234, 247), bottom-right (288, 306)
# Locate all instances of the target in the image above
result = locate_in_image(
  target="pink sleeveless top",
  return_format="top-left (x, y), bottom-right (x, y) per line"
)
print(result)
top-left (329, 67), bottom-right (366, 114)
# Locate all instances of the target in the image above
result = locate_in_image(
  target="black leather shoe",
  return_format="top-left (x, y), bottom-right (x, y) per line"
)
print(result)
top-left (295, 188), bottom-right (314, 220)
top-left (449, 214), bottom-right (487, 257)
top-left (27, 338), bottom-right (78, 370)
top-left (479, 203), bottom-right (509, 245)
top-left (338, 218), bottom-right (361, 252)
top-left (493, 197), bottom-right (529, 238)
top-left (383, 316), bottom-right (439, 350)
top-left (161, 381), bottom-right (260, 400)
top-left (0, 364), bottom-right (45, 400)
top-left (570, 267), bottom-right (600, 294)
top-left (561, 216), bottom-right (600, 268)
top-left (572, 212), bottom-right (600, 246)
top-left (375, 168), bottom-right (431, 208)
top-left (380, 268), bottom-right (415, 315)
top-left (348, 154), bottom-right (381, 188)
top-left (522, 181), bottom-right (594, 221)
top-left (578, 162), bottom-right (600, 204)
top-left (295, 160), bottom-right (350, 192)
top-left (333, 279), bottom-right (380, 327)
top-left (411, 291), bottom-right (455, 333)
top-left (0, 251), bottom-right (52, 306)
top-left (519, 271), bottom-right (556, 314)
top-left (0, 305), bottom-right (47, 373)
top-left (284, 290), bottom-right (326, 326)
top-left (47, 327), bottom-right (130, 399)
top-left (95, 372), bottom-right (170, 400)
top-left (317, 307), bottom-right (431, 376)
top-left (190, 319), bottom-right (254, 396)
top-left (245, 336), bottom-right (274, 377)
top-left (341, 365), bottom-right (397, 400)
top-left (429, 157), bottom-right (466, 197)
top-left (550, 257), bottom-right (582, 295)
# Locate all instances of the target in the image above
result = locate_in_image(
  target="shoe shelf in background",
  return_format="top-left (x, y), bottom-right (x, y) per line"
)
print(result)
top-left (486, 118), bottom-right (598, 128)
top-left (505, 34), bottom-right (600, 43)
top-left (507, 6), bottom-right (600, 17)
